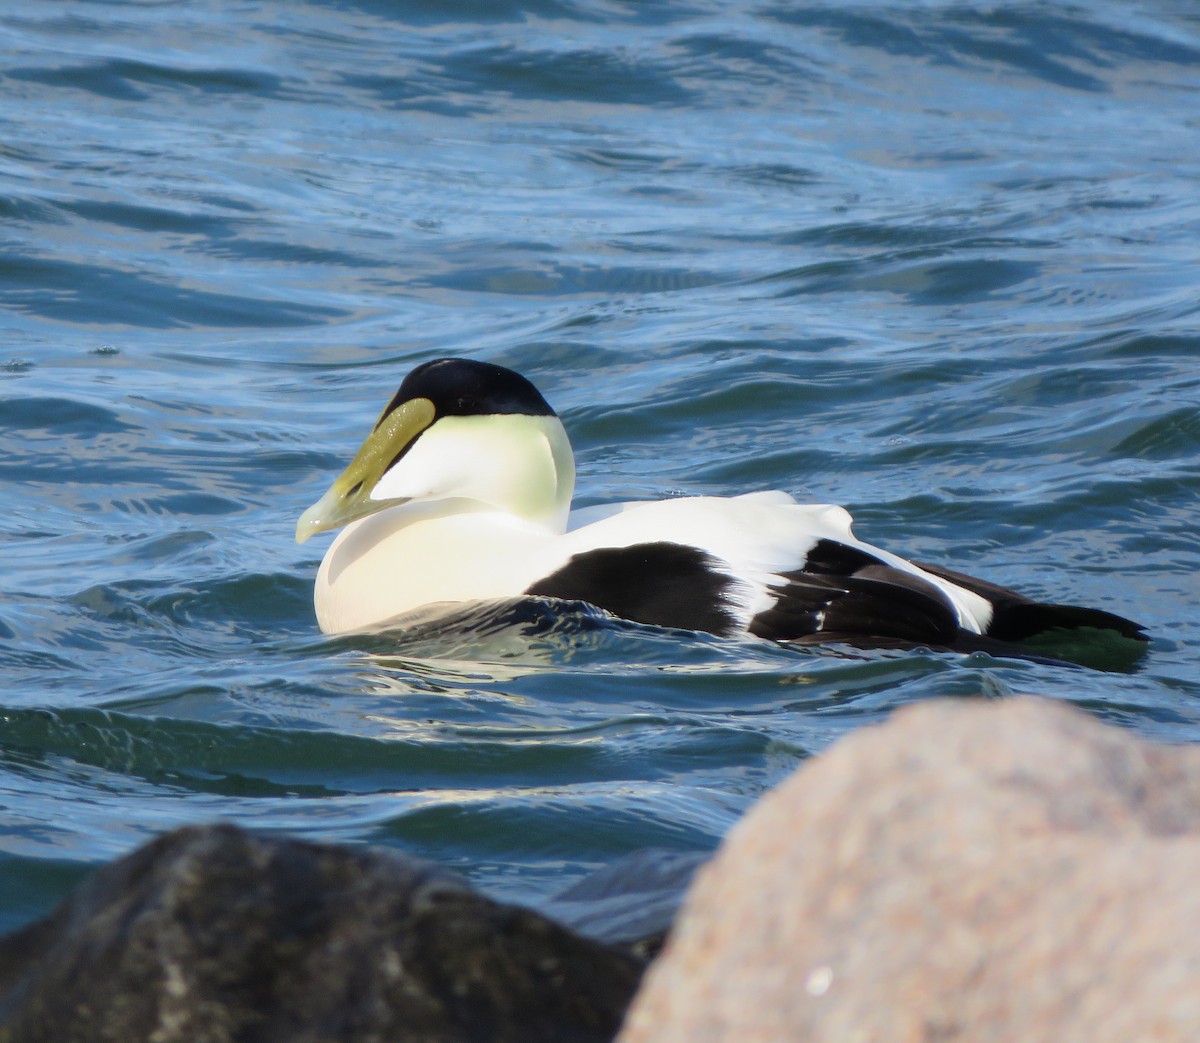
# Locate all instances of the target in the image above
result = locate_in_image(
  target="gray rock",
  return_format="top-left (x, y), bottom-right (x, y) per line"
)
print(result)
top-left (0, 823), bottom-right (642, 1043)
top-left (620, 696), bottom-right (1200, 1042)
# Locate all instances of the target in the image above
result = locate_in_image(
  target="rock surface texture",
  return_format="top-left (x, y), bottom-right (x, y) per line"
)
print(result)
top-left (0, 824), bottom-right (642, 1043)
top-left (620, 695), bottom-right (1200, 1042)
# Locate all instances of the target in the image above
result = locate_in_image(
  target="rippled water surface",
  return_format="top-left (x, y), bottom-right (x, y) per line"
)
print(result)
top-left (2, 1), bottom-right (1199, 934)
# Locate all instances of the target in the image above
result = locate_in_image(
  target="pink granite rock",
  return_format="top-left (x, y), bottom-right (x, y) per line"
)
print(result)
top-left (620, 696), bottom-right (1200, 1042)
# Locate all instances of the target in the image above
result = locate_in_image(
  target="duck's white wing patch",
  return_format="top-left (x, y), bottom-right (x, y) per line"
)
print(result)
top-left (567, 489), bottom-right (798, 531)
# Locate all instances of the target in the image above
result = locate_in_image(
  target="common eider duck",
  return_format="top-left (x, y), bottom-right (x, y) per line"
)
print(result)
top-left (296, 358), bottom-right (1147, 658)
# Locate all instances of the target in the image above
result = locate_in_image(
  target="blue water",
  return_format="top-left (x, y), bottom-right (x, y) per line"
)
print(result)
top-left (2, 1), bottom-right (1198, 935)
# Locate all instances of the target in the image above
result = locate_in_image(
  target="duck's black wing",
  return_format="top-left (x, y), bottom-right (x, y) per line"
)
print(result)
top-left (525, 533), bottom-right (1148, 666)
top-left (527, 538), bottom-right (967, 647)
top-left (748, 539), bottom-right (963, 647)
top-left (913, 561), bottom-right (1148, 643)
top-left (749, 540), bottom-right (1148, 663)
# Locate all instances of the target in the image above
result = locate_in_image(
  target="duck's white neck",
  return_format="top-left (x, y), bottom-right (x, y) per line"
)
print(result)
top-left (369, 413), bottom-right (575, 533)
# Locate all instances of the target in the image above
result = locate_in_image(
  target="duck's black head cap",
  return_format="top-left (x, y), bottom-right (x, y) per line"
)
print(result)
top-left (378, 358), bottom-right (556, 428)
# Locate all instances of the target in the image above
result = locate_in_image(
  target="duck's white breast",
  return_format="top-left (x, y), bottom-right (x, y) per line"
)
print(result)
top-left (314, 500), bottom-right (559, 634)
